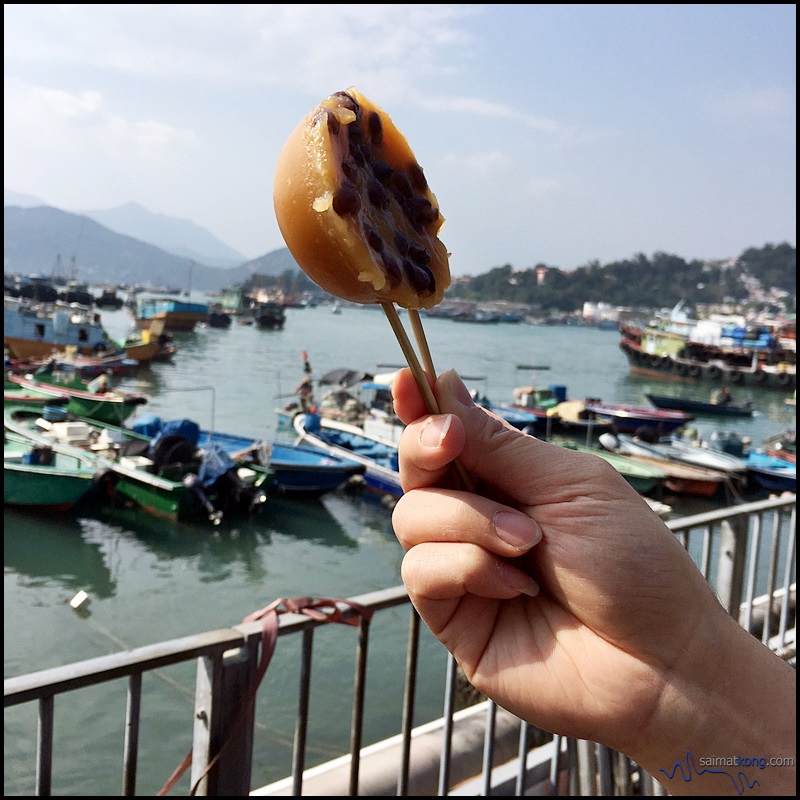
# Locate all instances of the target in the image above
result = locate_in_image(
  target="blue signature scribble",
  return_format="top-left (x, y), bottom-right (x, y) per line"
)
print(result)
top-left (660, 750), bottom-right (760, 795)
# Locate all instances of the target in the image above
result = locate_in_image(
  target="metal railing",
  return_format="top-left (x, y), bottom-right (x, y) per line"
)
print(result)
top-left (5, 495), bottom-right (796, 796)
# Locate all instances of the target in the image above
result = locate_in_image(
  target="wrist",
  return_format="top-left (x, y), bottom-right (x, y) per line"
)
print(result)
top-left (631, 609), bottom-right (795, 795)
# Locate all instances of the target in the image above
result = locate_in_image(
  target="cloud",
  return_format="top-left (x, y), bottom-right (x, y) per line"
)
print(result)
top-left (443, 150), bottom-right (515, 175)
top-left (4, 77), bottom-right (195, 154)
top-left (5, 5), bottom-right (477, 91)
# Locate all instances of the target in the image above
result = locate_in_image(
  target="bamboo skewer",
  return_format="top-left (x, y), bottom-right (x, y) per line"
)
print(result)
top-left (381, 302), bottom-right (475, 493)
top-left (381, 302), bottom-right (440, 414)
top-left (408, 309), bottom-right (436, 381)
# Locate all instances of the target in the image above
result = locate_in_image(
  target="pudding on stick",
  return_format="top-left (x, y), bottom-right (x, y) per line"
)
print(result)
top-left (273, 88), bottom-right (451, 311)
top-left (273, 88), bottom-right (472, 489)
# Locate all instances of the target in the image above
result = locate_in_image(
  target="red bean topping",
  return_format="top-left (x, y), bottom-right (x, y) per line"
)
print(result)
top-left (402, 259), bottom-right (435, 295)
top-left (365, 224), bottom-right (384, 253)
top-left (408, 244), bottom-right (431, 266)
top-left (332, 182), bottom-right (361, 216)
top-left (367, 178), bottom-right (389, 209)
top-left (390, 171), bottom-right (413, 198)
top-left (381, 254), bottom-right (402, 284)
top-left (392, 231), bottom-right (411, 256)
top-left (367, 112), bottom-right (383, 148)
top-left (341, 159), bottom-right (358, 182)
top-left (348, 124), bottom-right (365, 147)
top-left (348, 139), bottom-right (366, 166)
top-left (325, 111), bottom-right (341, 137)
top-left (406, 196), bottom-right (439, 227)
top-left (407, 163), bottom-right (428, 192)
top-left (371, 160), bottom-right (393, 184)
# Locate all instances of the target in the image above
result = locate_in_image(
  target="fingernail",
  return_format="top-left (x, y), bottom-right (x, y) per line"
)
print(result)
top-left (420, 415), bottom-right (452, 448)
top-left (443, 369), bottom-right (474, 407)
top-left (494, 511), bottom-right (542, 551)
top-left (498, 562), bottom-right (540, 597)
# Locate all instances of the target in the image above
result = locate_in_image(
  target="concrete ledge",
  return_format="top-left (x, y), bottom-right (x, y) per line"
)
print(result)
top-left (251, 701), bottom-right (526, 796)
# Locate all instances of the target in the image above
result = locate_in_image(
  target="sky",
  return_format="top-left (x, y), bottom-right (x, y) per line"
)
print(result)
top-left (3, 4), bottom-right (796, 277)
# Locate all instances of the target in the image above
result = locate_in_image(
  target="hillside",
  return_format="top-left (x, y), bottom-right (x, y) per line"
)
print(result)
top-left (3, 205), bottom-right (299, 292)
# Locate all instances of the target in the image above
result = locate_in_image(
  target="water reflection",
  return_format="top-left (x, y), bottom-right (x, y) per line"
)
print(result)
top-left (264, 496), bottom-right (359, 549)
top-left (4, 508), bottom-right (115, 598)
top-left (75, 503), bottom-right (270, 584)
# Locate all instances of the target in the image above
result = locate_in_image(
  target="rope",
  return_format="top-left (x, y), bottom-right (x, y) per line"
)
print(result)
top-left (157, 596), bottom-right (373, 796)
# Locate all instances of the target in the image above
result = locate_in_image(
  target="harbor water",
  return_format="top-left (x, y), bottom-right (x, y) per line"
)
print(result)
top-left (4, 304), bottom-right (796, 796)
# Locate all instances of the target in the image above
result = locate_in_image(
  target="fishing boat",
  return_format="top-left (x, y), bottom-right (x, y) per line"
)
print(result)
top-left (4, 296), bottom-right (113, 359)
top-left (543, 400), bottom-right (614, 439)
top-left (596, 435), bottom-right (729, 497)
top-left (251, 301), bottom-right (286, 330)
top-left (4, 407), bottom-right (271, 525)
top-left (618, 309), bottom-right (796, 391)
top-left (599, 432), bottom-right (748, 486)
top-left (293, 411), bottom-right (402, 499)
top-left (743, 452), bottom-right (796, 494)
top-left (645, 393), bottom-right (754, 418)
top-left (556, 442), bottom-right (666, 495)
top-left (277, 367), bottom-right (407, 445)
top-left (762, 430), bottom-right (796, 464)
top-left (133, 295), bottom-right (209, 332)
top-left (582, 399), bottom-right (693, 435)
top-left (171, 424), bottom-right (367, 496)
top-left (6, 372), bottom-right (148, 425)
top-left (4, 429), bottom-right (100, 511)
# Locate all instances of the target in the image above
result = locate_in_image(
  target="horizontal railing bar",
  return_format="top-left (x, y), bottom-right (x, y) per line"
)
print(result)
top-left (666, 494), bottom-right (794, 532)
top-left (5, 587), bottom-right (412, 708)
top-left (4, 629), bottom-right (246, 705)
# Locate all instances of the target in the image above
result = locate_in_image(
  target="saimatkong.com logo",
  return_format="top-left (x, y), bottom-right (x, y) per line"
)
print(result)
top-left (660, 750), bottom-right (795, 795)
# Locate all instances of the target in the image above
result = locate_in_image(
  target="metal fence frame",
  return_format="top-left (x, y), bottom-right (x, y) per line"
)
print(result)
top-left (5, 494), bottom-right (796, 796)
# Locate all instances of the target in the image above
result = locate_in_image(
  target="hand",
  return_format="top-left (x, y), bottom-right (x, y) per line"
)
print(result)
top-left (391, 369), bottom-right (795, 794)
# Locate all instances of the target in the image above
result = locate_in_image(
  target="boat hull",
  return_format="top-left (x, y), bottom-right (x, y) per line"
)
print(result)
top-left (7, 374), bottom-right (147, 425)
top-left (194, 429), bottom-right (365, 496)
top-left (292, 413), bottom-right (402, 498)
top-left (619, 324), bottom-right (796, 391)
top-left (558, 442), bottom-right (665, 494)
top-left (646, 393), bottom-right (754, 417)
top-left (4, 300), bottom-right (111, 359)
top-left (583, 402), bottom-right (692, 435)
top-left (4, 432), bottom-right (99, 511)
top-left (4, 407), bottom-right (270, 524)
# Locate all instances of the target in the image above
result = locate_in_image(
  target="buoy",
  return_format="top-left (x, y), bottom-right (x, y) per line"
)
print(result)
top-left (69, 590), bottom-right (91, 611)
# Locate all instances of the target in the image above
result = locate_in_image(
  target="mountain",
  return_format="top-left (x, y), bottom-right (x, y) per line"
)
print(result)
top-left (80, 202), bottom-right (246, 269)
top-left (3, 205), bottom-right (299, 292)
top-left (4, 189), bottom-right (46, 208)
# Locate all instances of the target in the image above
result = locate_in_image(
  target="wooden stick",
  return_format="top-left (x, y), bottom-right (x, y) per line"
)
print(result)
top-left (408, 309), bottom-right (436, 381)
top-left (381, 302), bottom-right (475, 492)
top-left (381, 303), bottom-right (440, 413)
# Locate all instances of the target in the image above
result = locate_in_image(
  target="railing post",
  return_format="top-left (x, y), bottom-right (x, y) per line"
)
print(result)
top-left (191, 639), bottom-right (259, 795)
top-left (715, 515), bottom-right (749, 615)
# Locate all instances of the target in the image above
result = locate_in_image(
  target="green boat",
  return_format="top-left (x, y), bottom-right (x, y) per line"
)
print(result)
top-left (4, 429), bottom-right (100, 511)
top-left (4, 406), bottom-right (273, 525)
top-left (5, 372), bottom-right (148, 425)
top-left (557, 441), bottom-right (667, 494)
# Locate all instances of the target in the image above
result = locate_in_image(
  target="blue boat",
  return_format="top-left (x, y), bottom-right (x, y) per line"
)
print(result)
top-left (743, 451), bottom-right (796, 493)
top-left (293, 412), bottom-right (402, 498)
top-left (192, 427), bottom-right (366, 496)
top-left (133, 296), bottom-right (209, 332)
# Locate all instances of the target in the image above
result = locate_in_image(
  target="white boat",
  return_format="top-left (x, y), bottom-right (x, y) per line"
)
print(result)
top-left (4, 296), bottom-right (112, 360)
top-left (599, 432), bottom-right (748, 481)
